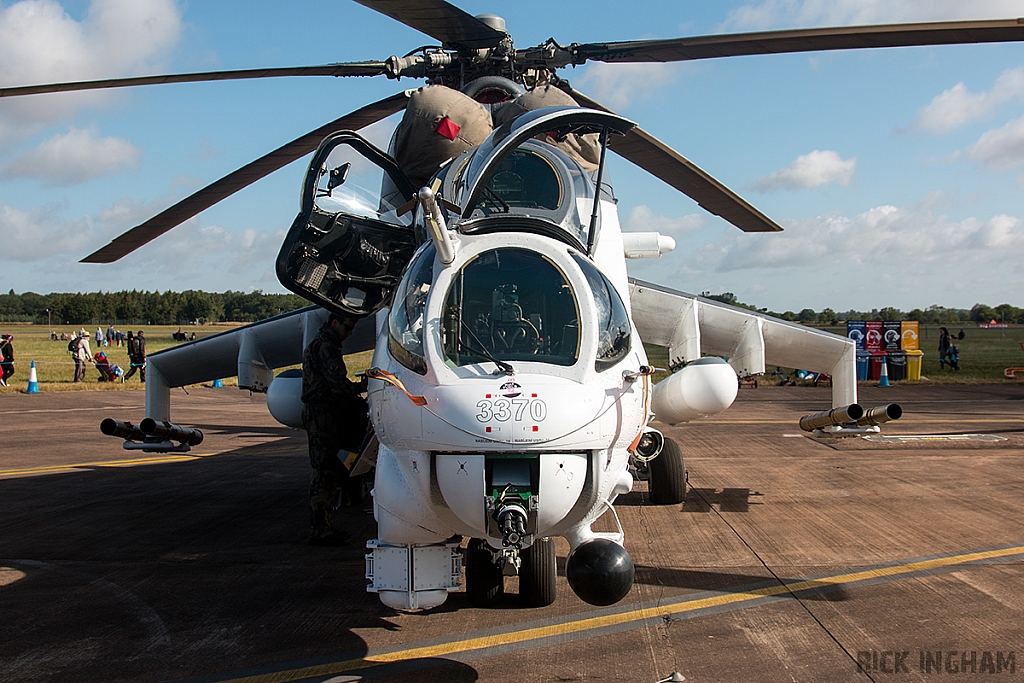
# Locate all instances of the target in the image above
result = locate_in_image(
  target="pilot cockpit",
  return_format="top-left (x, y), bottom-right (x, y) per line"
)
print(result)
top-left (441, 138), bottom-right (594, 248)
top-left (387, 242), bottom-right (633, 376)
top-left (434, 107), bottom-right (636, 252)
top-left (277, 107), bottom-right (635, 326)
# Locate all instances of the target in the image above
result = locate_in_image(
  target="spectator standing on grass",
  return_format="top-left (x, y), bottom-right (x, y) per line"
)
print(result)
top-left (123, 331), bottom-right (141, 382)
top-left (136, 331), bottom-right (146, 382)
top-left (72, 331), bottom-right (93, 383)
top-left (95, 327), bottom-right (103, 348)
top-left (0, 334), bottom-right (14, 387)
top-left (106, 325), bottom-right (114, 347)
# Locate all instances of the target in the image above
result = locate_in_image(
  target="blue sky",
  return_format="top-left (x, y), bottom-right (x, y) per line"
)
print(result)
top-left (1, 0), bottom-right (1023, 312)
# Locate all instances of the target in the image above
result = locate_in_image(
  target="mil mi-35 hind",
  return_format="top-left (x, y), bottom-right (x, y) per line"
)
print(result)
top-left (7, 1), bottom-right (1024, 611)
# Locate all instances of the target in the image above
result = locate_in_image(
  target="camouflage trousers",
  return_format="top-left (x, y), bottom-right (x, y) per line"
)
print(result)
top-left (303, 403), bottom-right (368, 538)
top-left (307, 433), bottom-right (352, 538)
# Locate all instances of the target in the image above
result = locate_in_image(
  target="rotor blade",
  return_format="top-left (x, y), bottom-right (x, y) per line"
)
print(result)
top-left (0, 63), bottom-right (388, 99)
top-left (81, 91), bottom-right (410, 264)
top-left (572, 18), bottom-right (1024, 64)
top-left (561, 85), bottom-right (782, 233)
top-left (353, 0), bottom-right (505, 49)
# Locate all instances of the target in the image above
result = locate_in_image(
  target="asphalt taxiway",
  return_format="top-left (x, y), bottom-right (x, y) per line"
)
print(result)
top-left (1, 383), bottom-right (1023, 682)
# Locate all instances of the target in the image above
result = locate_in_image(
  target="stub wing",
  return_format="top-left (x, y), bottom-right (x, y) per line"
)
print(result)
top-left (144, 307), bottom-right (376, 421)
top-left (628, 279), bottom-right (857, 409)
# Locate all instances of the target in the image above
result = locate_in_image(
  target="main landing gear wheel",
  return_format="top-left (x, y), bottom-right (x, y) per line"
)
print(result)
top-left (519, 537), bottom-right (556, 607)
top-left (648, 437), bottom-right (687, 505)
top-left (466, 539), bottom-right (504, 606)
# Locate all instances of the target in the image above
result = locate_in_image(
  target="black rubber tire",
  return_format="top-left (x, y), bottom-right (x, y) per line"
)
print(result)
top-left (519, 537), bottom-right (557, 607)
top-left (648, 437), bottom-right (686, 505)
top-left (465, 539), bottom-right (504, 606)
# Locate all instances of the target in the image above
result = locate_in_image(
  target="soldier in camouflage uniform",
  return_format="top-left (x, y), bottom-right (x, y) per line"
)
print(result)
top-left (302, 312), bottom-right (369, 545)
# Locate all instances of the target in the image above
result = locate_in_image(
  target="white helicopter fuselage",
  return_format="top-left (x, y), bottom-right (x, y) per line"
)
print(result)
top-left (365, 203), bottom-right (651, 610)
top-left (370, 214), bottom-right (644, 521)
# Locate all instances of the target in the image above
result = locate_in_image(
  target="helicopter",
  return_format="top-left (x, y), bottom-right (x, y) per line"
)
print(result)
top-left (6, 1), bottom-right (1023, 611)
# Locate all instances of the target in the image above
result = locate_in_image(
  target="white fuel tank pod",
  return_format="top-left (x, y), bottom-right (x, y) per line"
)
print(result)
top-left (651, 357), bottom-right (738, 425)
top-left (266, 369), bottom-right (304, 429)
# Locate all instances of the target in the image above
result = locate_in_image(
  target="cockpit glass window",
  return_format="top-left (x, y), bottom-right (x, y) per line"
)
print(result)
top-left (477, 149), bottom-right (561, 212)
top-left (571, 254), bottom-right (631, 371)
top-left (443, 248), bottom-right (579, 368)
top-left (388, 244), bottom-right (436, 374)
top-left (314, 143), bottom-right (408, 223)
top-left (278, 132), bottom-right (416, 318)
top-left (450, 137), bottom-right (595, 249)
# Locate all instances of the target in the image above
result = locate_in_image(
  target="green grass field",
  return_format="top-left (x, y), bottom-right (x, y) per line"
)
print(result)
top-left (2, 322), bottom-right (1021, 394)
top-left (825, 324), bottom-right (1024, 384)
top-left (0, 323), bottom-right (374, 393)
top-left (642, 324), bottom-right (1024, 386)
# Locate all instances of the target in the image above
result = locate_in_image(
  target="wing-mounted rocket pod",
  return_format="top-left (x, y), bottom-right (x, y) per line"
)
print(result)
top-left (799, 402), bottom-right (902, 437)
top-left (100, 417), bottom-right (203, 453)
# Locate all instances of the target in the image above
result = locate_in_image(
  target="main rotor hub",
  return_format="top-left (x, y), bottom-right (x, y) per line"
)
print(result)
top-left (474, 14), bottom-right (507, 34)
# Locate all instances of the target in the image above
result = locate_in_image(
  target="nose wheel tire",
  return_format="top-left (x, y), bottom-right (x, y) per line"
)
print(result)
top-left (648, 437), bottom-right (686, 505)
top-left (466, 539), bottom-right (504, 606)
top-left (519, 536), bottom-right (556, 607)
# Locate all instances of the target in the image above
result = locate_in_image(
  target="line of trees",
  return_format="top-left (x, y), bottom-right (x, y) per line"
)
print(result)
top-left (0, 289), bottom-right (311, 325)
top-left (2, 288), bottom-right (1020, 327)
top-left (700, 293), bottom-right (1022, 325)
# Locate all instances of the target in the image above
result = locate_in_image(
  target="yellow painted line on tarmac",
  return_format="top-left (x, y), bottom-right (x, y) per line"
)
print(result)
top-left (218, 545), bottom-right (1024, 683)
top-left (0, 454), bottom-right (215, 477)
top-left (699, 418), bottom-right (1024, 425)
top-left (0, 446), bottom-right (303, 479)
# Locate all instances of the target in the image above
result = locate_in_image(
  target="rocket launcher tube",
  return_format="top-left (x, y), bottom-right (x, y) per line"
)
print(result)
top-left (799, 404), bottom-right (864, 432)
top-left (100, 418), bottom-right (147, 442)
top-left (139, 418), bottom-right (204, 446)
top-left (856, 403), bottom-right (903, 427)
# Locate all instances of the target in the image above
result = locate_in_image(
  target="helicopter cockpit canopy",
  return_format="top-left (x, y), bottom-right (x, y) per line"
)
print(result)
top-left (443, 107), bottom-right (635, 251)
top-left (276, 131), bottom-right (418, 317)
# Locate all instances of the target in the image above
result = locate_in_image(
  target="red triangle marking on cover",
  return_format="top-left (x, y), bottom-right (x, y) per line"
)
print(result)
top-left (436, 117), bottom-right (461, 141)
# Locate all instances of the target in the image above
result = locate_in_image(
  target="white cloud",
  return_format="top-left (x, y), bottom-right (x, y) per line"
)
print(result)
top-left (1, 127), bottom-right (141, 185)
top-left (0, 202), bottom-right (95, 260)
top-left (0, 195), bottom-right (286, 292)
top-left (909, 67), bottom-right (1024, 134)
top-left (752, 150), bottom-right (856, 191)
top-left (722, 0), bottom-right (1022, 30)
top-left (710, 199), bottom-right (1023, 275)
top-left (575, 62), bottom-right (681, 110)
top-left (624, 205), bottom-right (705, 235)
top-left (0, 0), bottom-right (182, 143)
top-left (965, 114), bottom-right (1024, 170)
top-left (624, 195), bottom-right (1024, 310)
top-left (0, 195), bottom-right (178, 262)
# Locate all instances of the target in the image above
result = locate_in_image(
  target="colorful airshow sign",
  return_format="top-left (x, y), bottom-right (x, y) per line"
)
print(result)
top-left (847, 321), bottom-right (866, 349)
top-left (846, 320), bottom-right (920, 350)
